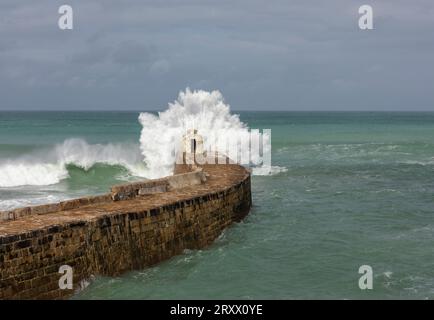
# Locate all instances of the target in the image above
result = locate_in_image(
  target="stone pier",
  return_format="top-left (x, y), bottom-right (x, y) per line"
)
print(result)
top-left (0, 162), bottom-right (251, 299)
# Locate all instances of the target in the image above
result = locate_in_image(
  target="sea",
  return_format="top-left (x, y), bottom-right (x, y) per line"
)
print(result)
top-left (1, 108), bottom-right (434, 299)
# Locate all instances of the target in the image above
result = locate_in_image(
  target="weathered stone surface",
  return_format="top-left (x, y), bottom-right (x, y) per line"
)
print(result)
top-left (166, 169), bottom-right (206, 190)
top-left (0, 195), bottom-right (112, 222)
top-left (111, 178), bottom-right (169, 201)
top-left (110, 169), bottom-right (206, 201)
top-left (138, 185), bottom-right (167, 195)
top-left (0, 163), bottom-right (251, 300)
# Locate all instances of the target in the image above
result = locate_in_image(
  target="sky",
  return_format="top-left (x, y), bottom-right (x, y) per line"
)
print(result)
top-left (0, 0), bottom-right (433, 111)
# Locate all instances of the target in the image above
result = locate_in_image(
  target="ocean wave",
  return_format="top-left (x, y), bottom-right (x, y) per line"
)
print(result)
top-left (0, 163), bottom-right (68, 187)
top-left (0, 138), bottom-right (147, 187)
top-left (0, 89), bottom-right (273, 187)
top-left (138, 88), bottom-right (271, 179)
top-left (252, 166), bottom-right (288, 176)
top-left (400, 160), bottom-right (434, 166)
top-left (0, 195), bottom-right (65, 210)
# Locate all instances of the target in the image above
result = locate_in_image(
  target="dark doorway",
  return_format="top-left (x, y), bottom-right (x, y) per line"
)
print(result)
top-left (190, 139), bottom-right (197, 153)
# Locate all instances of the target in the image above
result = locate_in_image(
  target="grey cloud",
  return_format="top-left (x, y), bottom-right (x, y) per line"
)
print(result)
top-left (0, 0), bottom-right (433, 110)
top-left (112, 41), bottom-right (153, 65)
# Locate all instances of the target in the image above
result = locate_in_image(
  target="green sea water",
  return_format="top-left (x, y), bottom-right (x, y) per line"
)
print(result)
top-left (1, 111), bottom-right (434, 299)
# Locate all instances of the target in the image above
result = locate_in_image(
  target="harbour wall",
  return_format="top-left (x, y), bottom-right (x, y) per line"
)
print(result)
top-left (0, 164), bottom-right (251, 299)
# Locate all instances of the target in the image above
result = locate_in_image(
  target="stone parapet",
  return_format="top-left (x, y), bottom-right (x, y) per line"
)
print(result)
top-left (0, 163), bottom-right (251, 299)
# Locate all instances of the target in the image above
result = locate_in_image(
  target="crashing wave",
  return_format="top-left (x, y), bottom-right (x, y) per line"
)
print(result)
top-left (0, 88), bottom-right (276, 187)
top-left (139, 88), bottom-right (271, 178)
top-left (0, 139), bottom-right (147, 187)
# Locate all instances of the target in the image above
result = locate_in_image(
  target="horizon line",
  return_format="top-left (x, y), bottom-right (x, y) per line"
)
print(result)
top-left (1, 109), bottom-right (434, 113)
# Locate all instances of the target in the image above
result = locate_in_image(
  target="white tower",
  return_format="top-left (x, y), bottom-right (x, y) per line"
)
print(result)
top-left (181, 129), bottom-right (204, 166)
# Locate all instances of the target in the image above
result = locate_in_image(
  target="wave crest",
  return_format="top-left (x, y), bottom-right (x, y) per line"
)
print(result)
top-left (139, 88), bottom-right (270, 178)
top-left (1, 89), bottom-right (275, 187)
top-left (0, 139), bottom-right (146, 187)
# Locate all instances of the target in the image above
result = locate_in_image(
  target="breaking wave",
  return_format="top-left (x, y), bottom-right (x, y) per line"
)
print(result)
top-left (0, 88), bottom-right (277, 187)
top-left (0, 139), bottom-right (147, 187)
top-left (139, 88), bottom-right (272, 178)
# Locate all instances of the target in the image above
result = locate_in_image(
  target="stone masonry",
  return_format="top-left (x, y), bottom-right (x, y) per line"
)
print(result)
top-left (0, 163), bottom-right (251, 299)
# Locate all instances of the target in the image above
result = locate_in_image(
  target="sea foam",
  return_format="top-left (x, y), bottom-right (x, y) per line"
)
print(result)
top-left (0, 88), bottom-right (278, 187)
top-left (0, 139), bottom-right (147, 187)
top-left (139, 88), bottom-right (272, 178)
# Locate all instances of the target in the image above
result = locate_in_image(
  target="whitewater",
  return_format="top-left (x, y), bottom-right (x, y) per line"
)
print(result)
top-left (3, 106), bottom-right (434, 299)
top-left (0, 139), bottom-right (147, 188)
top-left (0, 89), bottom-right (278, 189)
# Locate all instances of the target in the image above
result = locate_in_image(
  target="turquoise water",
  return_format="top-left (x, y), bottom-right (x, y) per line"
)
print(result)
top-left (1, 111), bottom-right (434, 299)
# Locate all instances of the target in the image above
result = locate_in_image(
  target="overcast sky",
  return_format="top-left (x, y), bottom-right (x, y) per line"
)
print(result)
top-left (0, 0), bottom-right (433, 111)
